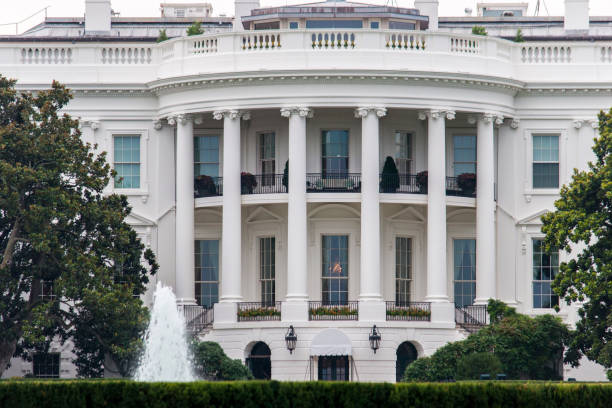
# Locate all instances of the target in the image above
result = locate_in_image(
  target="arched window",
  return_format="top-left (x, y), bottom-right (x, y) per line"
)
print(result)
top-left (246, 342), bottom-right (271, 380)
top-left (396, 341), bottom-right (418, 382)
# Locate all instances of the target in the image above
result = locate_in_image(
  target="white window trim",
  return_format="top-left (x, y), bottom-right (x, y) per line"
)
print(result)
top-left (523, 129), bottom-right (566, 197)
top-left (392, 130), bottom-right (415, 175)
top-left (448, 236), bottom-right (477, 306)
top-left (394, 235), bottom-right (414, 303)
top-left (446, 129), bottom-right (477, 178)
top-left (194, 129), bottom-right (222, 178)
top-left (256, 130), bottom-right (277, 175)
top-left (106, 128), bottom-right (149, 200)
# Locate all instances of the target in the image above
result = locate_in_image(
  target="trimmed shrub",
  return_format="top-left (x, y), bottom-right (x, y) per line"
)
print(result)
top-left (191, 341), bottom-right (253, 381)
top-left (456, 352), bottom-right (503, 380)
top-left (0, 381), bottom-right (612, 408)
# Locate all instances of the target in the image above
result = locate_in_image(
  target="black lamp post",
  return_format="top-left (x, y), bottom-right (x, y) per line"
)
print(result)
top-left (369, 325), bottom-right (381, 353)
top-left (285, 325), bottom-right (297, 354)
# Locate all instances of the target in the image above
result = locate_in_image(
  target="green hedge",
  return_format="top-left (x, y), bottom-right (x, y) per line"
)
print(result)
top-left (0, 380), bottom-right (611, 408)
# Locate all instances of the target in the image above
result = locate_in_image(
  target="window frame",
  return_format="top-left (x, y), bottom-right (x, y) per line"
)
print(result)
top-left (531, 238), bottom-right (560, 310)
top-left (194, 239), bottom-right (220, 308)
top-left (194, 133), bottom-right (221, 178)
top-left (395, 236), bottom-right (413, 305)
top-left (257, 131), bottom-right (276, 186)
top-left (259, 236), bottom-right (276, 306)
top-left (106, 129), bottom-right (149, 198)
top-left (321, 234), bottom-right (349, 306)
top-left (452, 238), bottom-right (477, 307)
top-left (32, 352), bottom-right (60, 378)
top-left (321, 129), bottom-right (350, 177)
top-left (452, 134), bottom-right (477, 177)
top-left (532, 134), bottom-right (560, 189)
top-left (524, 129), bottom-right (566, 197)
top-left (393, 130), bottom-right (414, 176)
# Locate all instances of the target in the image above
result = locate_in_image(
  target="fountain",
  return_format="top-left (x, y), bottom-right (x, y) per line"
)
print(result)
top-left (134, 281), bottom-right (195, 381)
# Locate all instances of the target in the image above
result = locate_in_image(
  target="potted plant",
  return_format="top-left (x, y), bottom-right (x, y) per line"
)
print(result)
top-left (194, 174), bottom-right (217, 197)
top-left (282, 160), bottom-right (289, 192)
top-left (416, 171), bottom-right (428, 193)
top-left (380, 156), bottom-right (400, 193)
top-left (457, 173), bottom-right (476, 196)
top-left (240, 172), bottom-right (257, 194)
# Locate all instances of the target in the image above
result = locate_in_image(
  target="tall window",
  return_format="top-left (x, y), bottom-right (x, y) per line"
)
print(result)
top-left (32, 352), bottom-right (60, 378)
top-left (454, 239), bottom-right (476, 307)
top-left (533, 135), bottom-right (559, 188)
top-left (453, 135), bottom-right (477, 176)
top-left (321, 235), bottom-right (348, 305)
top-left (259, 132), bottom-right (275, 186)
top-left (195, 240), bottom-right (219, 308)
top-left (194, 135), bottom-right (220, 177)
top-left (532, 239), bottom-right (559, 309)
top-left (394, 132), bottom-right (412, 174)
top-left (114, 135), bottom-right (140, 188)
top-left (38, 280), bottom-right (55, 302)
top-left (395, 237), bottom-right (412, 305)
top-left (260, 237), bottom-right (275, 306)
top-left (318, 356), bottom-right (349, 381)
top-left (322, 130), bottom-right (349, 177)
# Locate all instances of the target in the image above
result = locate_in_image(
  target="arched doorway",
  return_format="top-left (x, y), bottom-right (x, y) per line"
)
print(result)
top-left (246, 342), bottom-right (271, 380)
top-left (396, 341), bottom-right (418, 382)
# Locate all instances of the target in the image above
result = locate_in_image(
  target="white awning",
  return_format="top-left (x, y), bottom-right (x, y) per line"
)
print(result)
top-left (310, 328), bottom-right (352, 356)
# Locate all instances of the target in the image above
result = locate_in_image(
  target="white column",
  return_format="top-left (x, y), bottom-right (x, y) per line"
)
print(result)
top-left (280, 107), bottom-right (312, 322)
top-left (474, 113), bottom-right (497, 304)
top-left (356, 107), bottom-right (387, 322)
top-left (173, 114), bottom-right (196, 305)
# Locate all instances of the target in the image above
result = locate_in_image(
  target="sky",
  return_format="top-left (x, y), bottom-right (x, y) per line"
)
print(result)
top-left (2, 0), bottom-right (612, 35)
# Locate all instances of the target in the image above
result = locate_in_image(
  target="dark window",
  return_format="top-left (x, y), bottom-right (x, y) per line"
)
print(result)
top-left (453, 135), bottom-right (477, 176)
top-left (254, 21), bottom-right (280, 30)
top-left (289, 22), bottom-right (299, 29)
top-left (32, 352), bottom-right (60, 378)
top-left (194, 135), bottom-right (220, 178)
top-left (195, 240), bottom-right (219, 308)
top-left (396, 342), bottom-right (418, 382)
top-left (532, 135), bottom-right (559, 188)
top-left (322, 235), bottom-right (349, 306)
top-left (370, 22), bottom-right (380, 29)
top-left (318, 356), bottom-right (350, 381)
top-left (114, 135), bottom-right (141, 189)
top-left (37, 280), bottom-right (55, 302)
top-left (389, 21), bottom-right (416, 30)
top-left (322, 130), bottom-right (349, 177)
top-left (306, 20), bottom-right (363, 29)
top-left (395, 237), bottom-right (412, 305)
top-left (260, 237), bottom-right (275, 306)
top-left (532, 239), bottom-right (559, 309)
top-left (259, 132), bottom-right (275, 186)
top-left (247, 342), bottom-right (271, 380)
top-left (454, 239), bottom-right (476, 307)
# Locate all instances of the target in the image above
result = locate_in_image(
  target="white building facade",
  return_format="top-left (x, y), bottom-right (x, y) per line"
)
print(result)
top-left (1, 0), bottom-right (610, 381)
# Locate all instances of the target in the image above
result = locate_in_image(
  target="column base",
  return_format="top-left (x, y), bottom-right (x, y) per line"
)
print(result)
top-left (281, 301), bottom-right (308, 322)
top-left (358, 300), bottom-right (386, 322)
top-left (214, 302), bottom-right (237, 324)
top-left (430, 301), bottom-right (455, 324)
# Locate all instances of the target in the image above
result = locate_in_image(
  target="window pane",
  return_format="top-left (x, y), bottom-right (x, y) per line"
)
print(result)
top-left (322, 235), bottom-right (349, 305)
top-left (194, 135), bottom-right (219, 177)
top-left (454, 239), bottom-right (476, 307)
top-left (533, 163), bottom-right (559, 188)
top-left (195, 239), bottom-right (219, 308)
top-left (260, 237), bottom-right (275, 304)
top-left (114, 136), bottom-right (141, 189)
top-left (395, 237), bottom-right (412, 304)
top-left (453, 135), bottom-right (476, 177)
top-left (532, 239), bottom-right (559, 309)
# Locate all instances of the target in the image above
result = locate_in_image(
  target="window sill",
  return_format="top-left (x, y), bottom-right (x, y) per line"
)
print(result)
top-left (523, 189), bottom-right (560, 202)
top-left (110, 188), bottom-right (150, 203)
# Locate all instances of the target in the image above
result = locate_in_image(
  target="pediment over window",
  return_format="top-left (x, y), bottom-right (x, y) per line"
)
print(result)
top-left (308, 204), bottom-right (360, 220)
top-left (195, 208), bottom-right (222, 224)
top-left (446, 209), bottom-right (476, 223)
top-left (246, 207), bottom-right (283, 224)
top-left (387, 207), bottom-right (426, 223)
top-left (125, 211), bottom-right (155, 227)
top-left (516, 209), bottom-right (550, 226)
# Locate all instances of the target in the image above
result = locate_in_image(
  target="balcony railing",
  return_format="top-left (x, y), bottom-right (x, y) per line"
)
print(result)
top-left (446, 176), bottom-right (476, 198)
top-left (386, 301), bottom-right (431, 321)
top-left (455, 304), bottom-right (488, 333)
top-left (241, 174), bottom-right (287, 194)
top-left (237, 301), bottom-right (282, 321)
top-left (181, 305), bottom-right (214, 334)
top-left (379, 173), bottom-right (425, 194)
top-left (308, 301), bottom-right (359, 320)
top-left (195, 176), bottom-right (223, 198)
top-left (306, 173), bottom-right (361, 193)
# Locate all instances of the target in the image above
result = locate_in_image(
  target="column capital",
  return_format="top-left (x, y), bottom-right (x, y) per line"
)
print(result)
top-left (572, 119), bottom-right (584, 129)
top-left (166, 114), bottom-right (194, 126)
top-left (510, 118), bottom-right (521, 129)
top-left (152, 120), bottom-right (163, 130)
top-left (354, 106), bottom-right (387, 119)
top-left (281, 106), bottom-right (314, 118)
top-left (81, 119), bottom-right (100, 131)
top-left (467, 112), bottom-right (499, 125)
top-left (589, 119), bottom-right (599, 129)
top-left (418, 109), bottom-right (455, 121)
top-left (213, 109), bottom-right (251, 121)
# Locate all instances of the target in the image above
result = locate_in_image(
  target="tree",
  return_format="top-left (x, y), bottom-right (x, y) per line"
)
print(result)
top-left (380, 156), bottom-right (400, 193)
top-left (472, 26), bottom-right (488, 36)
top-left (514, 29), bottom-right (525, 43)
top-left (187, 21), bottom-right (204, 36)
top-left (157, 29), bottom-right (168, 43)
top-left (0, 76), bottom-right (158, 377)
top-left (456, 352), bottom-right (502, 380)
top-left (191, 341), bottom-right (253, 380)
top-left (403, 300), bottom-right (569, 381)
top-left (542, 108), bottom-right (612, 381)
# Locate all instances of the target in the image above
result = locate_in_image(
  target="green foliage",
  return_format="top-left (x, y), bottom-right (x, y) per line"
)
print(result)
top-left (156, 29), bottom-right (168, 43)
top-left (487, 298), bottom-right (517, 324)
top-left (542, 109), bottom-right (612, 379)
top-left (187, 21), bottom-right (203, 36)
top-left (456, 352), bottom-right (503, 380)
top-left (514, 29), bottom-right (525, 42)
top-left (403, 302), bottom-right (569, 382)
top-left (0, 76), bottom-right (158, 377)
top-left (472, 26), bottom-right (488, 36)
top-left (380, 156), bottom-right (400, 192)
top-left (1, 381), bottom-right (612, 408)
top-left (190, 341), bottom-right (253, 381)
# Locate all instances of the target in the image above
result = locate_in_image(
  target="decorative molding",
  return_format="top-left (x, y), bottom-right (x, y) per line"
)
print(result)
top-left (212, 109), bottom-right (250, 121)
top-left (354, 107), bottom-right (387, 119)
top-left (193, 115), bottom-right (204, 125)
top-left (152, 120), bottom-right (163, 130)
top-left (81, 120), bottom-right (100, 131)
top-left (166, 116), bottom-right (177, 126)
top-left (494, 115), bottom-right (504, 127)
top-left (481, 113), bottom-right (495, 124)
top-left (572, 119), bottom-right (584, 129)
top-left (589, 120), bottom-right (599, 129)
top-left (280, 106), bottom-right (314, 118)
top-left (177, 114), bottom-right (190, 125)
top-left (510, 118), bottom-right (521, 129)
top-left (417, 109), bottom-right (454, 121)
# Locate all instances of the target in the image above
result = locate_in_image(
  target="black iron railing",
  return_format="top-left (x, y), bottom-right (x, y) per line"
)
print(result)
top-left (308, 300), bottom-right (359, 320)
top-left (241, 174), bottom-right (287, 195)
top-left (379, 174), bottom-right (426, 194)
top-left (181, 305), bottom-right (214, 334)
top-left (237, 301), bottom-right (282, 321)
top-left (306, 173), bottom-right (361, 193)
top-left (386, 301), bottom-right (431, 321)
top-left (455, 304), bottom-right (488, 332)
top-left (194, 176), bottom-right (223, 198)
top-left (446, 177), bottom-right (476, 198)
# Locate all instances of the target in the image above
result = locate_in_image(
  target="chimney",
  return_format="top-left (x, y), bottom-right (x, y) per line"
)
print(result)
top-left (414, 0), bottom-right (439, 31)
top-left (234, 0), bottom-right (260, 31)
top-left (85, 0), bottom-right (112, 35)
top-left (564, 0), bottom-right (590, 33)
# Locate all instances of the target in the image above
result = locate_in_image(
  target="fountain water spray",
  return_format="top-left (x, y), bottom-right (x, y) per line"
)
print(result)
top-left (135, 282), bottom-right (195, 381)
